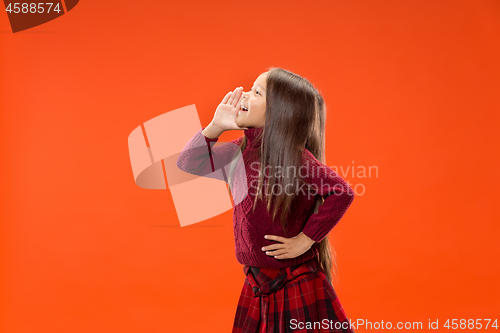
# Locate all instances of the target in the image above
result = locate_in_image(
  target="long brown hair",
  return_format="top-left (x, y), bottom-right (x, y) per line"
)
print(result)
top-left (232, 67), bottom-right (338, 283)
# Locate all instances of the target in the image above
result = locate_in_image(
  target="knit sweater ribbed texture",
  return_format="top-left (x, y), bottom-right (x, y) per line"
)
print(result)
top-left (176, 126), bottom-right (355, 268)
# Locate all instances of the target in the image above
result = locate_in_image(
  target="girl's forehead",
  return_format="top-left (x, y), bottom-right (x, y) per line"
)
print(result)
top-left (254, 72), bottom-right (268, 86)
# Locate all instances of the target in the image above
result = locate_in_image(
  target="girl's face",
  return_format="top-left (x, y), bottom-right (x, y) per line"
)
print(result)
top-left (236, 71), bottom-right (267, 128)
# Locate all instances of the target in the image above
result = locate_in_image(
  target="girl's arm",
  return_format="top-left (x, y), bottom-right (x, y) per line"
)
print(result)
top-left (300, 149), bottom-right (356, 243)
top-left (176, 87), bottom-right (247, 181)
top-left (176, 126), bottom-right (243, 181)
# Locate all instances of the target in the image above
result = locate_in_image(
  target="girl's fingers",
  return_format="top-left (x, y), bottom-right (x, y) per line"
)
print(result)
top-left (265, 235), bottom-right (287, 243)
top-left (222, 91), bottom-right (232, 104)
top-left (237, 94), bottom-right (244, 109)
top-left (266, 249), bottom-right (287, 256)
top-left (228, 87), bottom-right (238, 105)
top-left (262, 244), bottom-right (285, 251)
top-left (232, 88), bottom-right (243, 108)
top-left (228, 87), bottom-right (242, 106)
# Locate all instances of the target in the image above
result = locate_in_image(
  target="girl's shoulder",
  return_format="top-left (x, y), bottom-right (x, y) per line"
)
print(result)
top-left (300, 147), bottom-right (338, 181)
top-left (301, 147), bottom-right (323, 167)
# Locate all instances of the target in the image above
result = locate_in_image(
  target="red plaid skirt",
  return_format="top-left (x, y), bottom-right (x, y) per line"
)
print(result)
top-left (232, 257), bottom-right (355, 333)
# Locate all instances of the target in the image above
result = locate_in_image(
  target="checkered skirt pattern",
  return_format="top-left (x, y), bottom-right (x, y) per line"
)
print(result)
top-left (232, 257), bottom-right (355, 333)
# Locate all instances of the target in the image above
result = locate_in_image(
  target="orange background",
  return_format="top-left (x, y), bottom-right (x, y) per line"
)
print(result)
top-left (1, 0), bottom-right (499, 332)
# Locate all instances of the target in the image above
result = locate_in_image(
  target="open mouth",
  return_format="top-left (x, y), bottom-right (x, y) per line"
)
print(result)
top-left (240, 105), bottom-right (248, 112)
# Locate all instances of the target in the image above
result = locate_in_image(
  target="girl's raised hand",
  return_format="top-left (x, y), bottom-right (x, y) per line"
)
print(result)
top-left (208, 87), bottom-right (248, 135)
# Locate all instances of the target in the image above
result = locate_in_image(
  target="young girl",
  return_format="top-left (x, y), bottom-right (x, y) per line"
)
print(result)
top-left (176, 67), bottom-right (356, 332)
